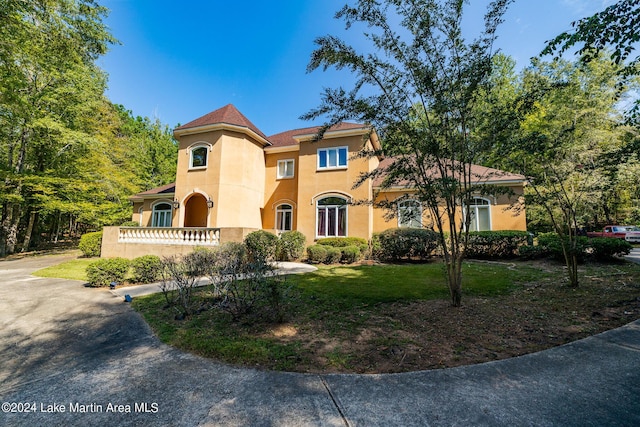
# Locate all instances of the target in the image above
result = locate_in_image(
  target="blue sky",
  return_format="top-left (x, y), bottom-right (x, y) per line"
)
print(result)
top-left (98, 0), bottom-right (614, 136)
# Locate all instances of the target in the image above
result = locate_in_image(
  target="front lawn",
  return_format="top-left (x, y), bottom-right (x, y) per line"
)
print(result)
top-left (33, 258), bottom-right (95, 281)
top-left (133, 260), bottom-right (640, 373)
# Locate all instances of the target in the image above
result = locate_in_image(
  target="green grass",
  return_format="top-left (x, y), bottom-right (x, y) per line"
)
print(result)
top-left (32, 258), bottom-right (96, 281)
top-left (132, 260), bottom-right (546, 371)
top-left (288, 262), bottom-right (538, 305)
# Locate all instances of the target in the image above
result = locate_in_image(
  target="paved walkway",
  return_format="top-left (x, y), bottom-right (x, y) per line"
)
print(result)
top-left (0, 253), bottom-right (638, 426)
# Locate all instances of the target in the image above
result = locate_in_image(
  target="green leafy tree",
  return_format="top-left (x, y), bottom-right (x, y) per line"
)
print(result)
top-left (304, 0), bottom-right (513, 306)
top-left (493, 56), bottom-right (634, 287)
top-left (542, 0), bottom-right (640, 121)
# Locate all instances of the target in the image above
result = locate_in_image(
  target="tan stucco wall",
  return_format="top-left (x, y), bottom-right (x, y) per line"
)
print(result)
top-left (174, 129), bottom-right (265, 229)
top-left (100, 226), bottom-right (257, 259)
top-left (373, 185), bottom-right (526, 233)
top-left (294, 134), bottom-right (379, 244)
top-left (263, 150), bottom-right (299, 231)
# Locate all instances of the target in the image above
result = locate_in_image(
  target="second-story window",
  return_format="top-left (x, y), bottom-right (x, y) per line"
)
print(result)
top-left (277, 159), bottom-right (295, 179)
top-left (190, 146), bottom-right (208, 169)
top-left (318, 147), bottom-right (348, 170)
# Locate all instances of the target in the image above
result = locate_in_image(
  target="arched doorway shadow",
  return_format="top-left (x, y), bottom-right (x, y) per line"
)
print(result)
top-left (184, 194), bottom-right (208, 227)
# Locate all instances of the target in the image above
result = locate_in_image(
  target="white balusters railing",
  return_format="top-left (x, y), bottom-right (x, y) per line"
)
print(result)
top-left (118, 227), bottom-right (220, 246)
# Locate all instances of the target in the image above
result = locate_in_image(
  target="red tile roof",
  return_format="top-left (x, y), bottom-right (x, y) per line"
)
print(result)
top-left (175, 104), bottom-right (269, 141)
top-left (268, 122), bottom-right (370, 147)
top-left (373, 157), bottom-right (525, 187)
top-left (130, 182), bottom-right (176, 200)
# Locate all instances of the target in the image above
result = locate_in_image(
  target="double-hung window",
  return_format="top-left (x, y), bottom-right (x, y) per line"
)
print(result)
top-left (318, 147), bottom-right (348, 170)
top-left (317, 196), bottom-right (347, 237)
top-left (277, 159), bottom-right (295, 179)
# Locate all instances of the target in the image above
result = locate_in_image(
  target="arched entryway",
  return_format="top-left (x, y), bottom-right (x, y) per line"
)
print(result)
top-left (184, 194), bottom-right (208, 227)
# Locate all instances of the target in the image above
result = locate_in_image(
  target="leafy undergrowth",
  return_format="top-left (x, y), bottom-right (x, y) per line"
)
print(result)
top-left (133, 259), bottom-right (640, 373)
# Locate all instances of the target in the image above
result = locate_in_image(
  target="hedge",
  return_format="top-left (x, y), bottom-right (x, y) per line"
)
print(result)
top-left (276, 231), bottom-right (306, 261)
top-left (244, 230), bottom-right (278, 263)
top-left (317, 237), bottom-right (368, 248)
top-left (78, 231), bottom-right (103, 257)
top-left (374, 228), bottom-right (438, 261)
top-left (86, 258), bottom-right (130, 287)
top-left (130, 255), bottom-right (162, 283)
top-left (306, 245), bottom-right (327, 264)
top-left (465, 231), bottom-right (530, 259)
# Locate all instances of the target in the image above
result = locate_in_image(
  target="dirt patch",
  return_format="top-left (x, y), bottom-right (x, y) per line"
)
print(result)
top-left (276, 261), bottom-right (640, 373)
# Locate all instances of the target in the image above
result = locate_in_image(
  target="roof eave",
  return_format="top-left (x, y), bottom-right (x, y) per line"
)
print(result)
top-left (173, 123), bottom-right (271, 146)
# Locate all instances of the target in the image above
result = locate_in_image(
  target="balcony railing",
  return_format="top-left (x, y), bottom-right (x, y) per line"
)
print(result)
top-left (118, 227), bottom-right (220, 246)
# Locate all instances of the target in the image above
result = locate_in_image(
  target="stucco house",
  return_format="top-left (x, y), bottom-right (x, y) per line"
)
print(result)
top-left (101, 104), bottom-right (526, 258)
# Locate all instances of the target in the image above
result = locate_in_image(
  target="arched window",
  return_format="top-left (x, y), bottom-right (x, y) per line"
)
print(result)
top-left (152, 202), bottom-right (173, 227)
top-left (467, 197), bottom-right (491, 231)
top-left (398, 199), bottom-right (422, 228)
top-left (317, 196), bottom-right (347, 237)
top-left (276, 204), bottom-right (293, 232)
top-left (190, 145), bottom-right (208, 169)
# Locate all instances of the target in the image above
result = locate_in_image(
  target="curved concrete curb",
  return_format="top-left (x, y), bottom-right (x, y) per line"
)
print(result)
top-left (1, 253), bottom-right (639, 426)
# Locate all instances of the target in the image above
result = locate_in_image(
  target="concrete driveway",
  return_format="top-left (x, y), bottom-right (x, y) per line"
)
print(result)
top-left (1, 253), bottom-right (639, 426)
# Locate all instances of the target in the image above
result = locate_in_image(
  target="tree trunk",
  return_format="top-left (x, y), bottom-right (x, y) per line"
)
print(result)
top-left (444, 256), bottom-right (463, 307)
top-left (21, 210), bottom-right (37, 252)
top-left (0, 202), bottom-right (21, 256)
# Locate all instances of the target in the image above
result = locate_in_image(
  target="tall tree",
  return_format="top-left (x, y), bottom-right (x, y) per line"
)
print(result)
top-left (0, 0), bottom-right (116, 255)
top-left (542, 0), bottom-right (640, 121)
top-left (304, 0), bottom-right (513, 306)
top-left (492, 56), bottom-right (634, 287)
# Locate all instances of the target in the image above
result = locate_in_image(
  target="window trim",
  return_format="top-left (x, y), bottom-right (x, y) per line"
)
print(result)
top-left (151, 201), bottom-right (173, 228)
top-left (398, 199), bottom-right (422, 228)
top-left (317, 146), bottom-right (348, 170)
top-left (316, 196), bottom-right (348, 238)
top-left (275, 203), bottom-right (293, 233)
top-left (188, 143), bottom-right (211, 170)
top-left (277, 159), bottom-right (295, 179)
top-left (465, 197), bottom-right (492, 231)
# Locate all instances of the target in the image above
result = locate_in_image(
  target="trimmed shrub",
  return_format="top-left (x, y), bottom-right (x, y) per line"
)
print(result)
top-left (317, 237), bottom-right (368, 248)
top-left (120, 221), bottom-right (139, 227)
top-left (589, 237), bottom-right (632, 261)
top-left (244, 230), bottom-right (278, 263)
top-left (341, 245), bottom-right (362, 264)
top-left (517, 244), bottom-right (549, 260)
top-left (86, 258), bottom-right (130, 287)
top-left (130, 255), bottom-right (162, 283)
top-left (375, 228), bottom-right (438, 261)
top-left (306, 245), bottom-right (327, 264)
top-left (78, 231), bottom-right (103, 257)
top-left (276, 231), bottom-right (306, 261)
top-left (537, 233), bottom-right (589, 262)
top-left (325, 246), bottom-right (342, 264)
top-left (465, 231), bottom-right (530, 259)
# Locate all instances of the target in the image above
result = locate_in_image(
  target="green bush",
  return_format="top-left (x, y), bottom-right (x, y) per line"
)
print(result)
top-left (130, 255), bottom-right (162, 283)
top-left (589, 237), bottom-right (632, 261)
top-left (517, 244), bottom-right (549, 260)
top-left (276, 231), bottom-right (306, 261)
top-left (341, 245), bottom-right (362, 264)
top-left (537, 233), bottom-right (589, 262)
top-left (325, 246), bottom-right (342, 264)
top-left (120, 221), bottom-right (139, 227)
top-left (244, 230), bottom-right (278, 263)
top-left (375, 228), bottom-right (438, 261)
top-left (86, 258), bottom-right (130, 287)
top-left (306, 245), bottom-right (327, 264)
top-left (465, 231), bottom-right (530, 259)
top-left (78, 231), bottom-right (103, 257)
top-left (317, 237), bottom-right (368, 248)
